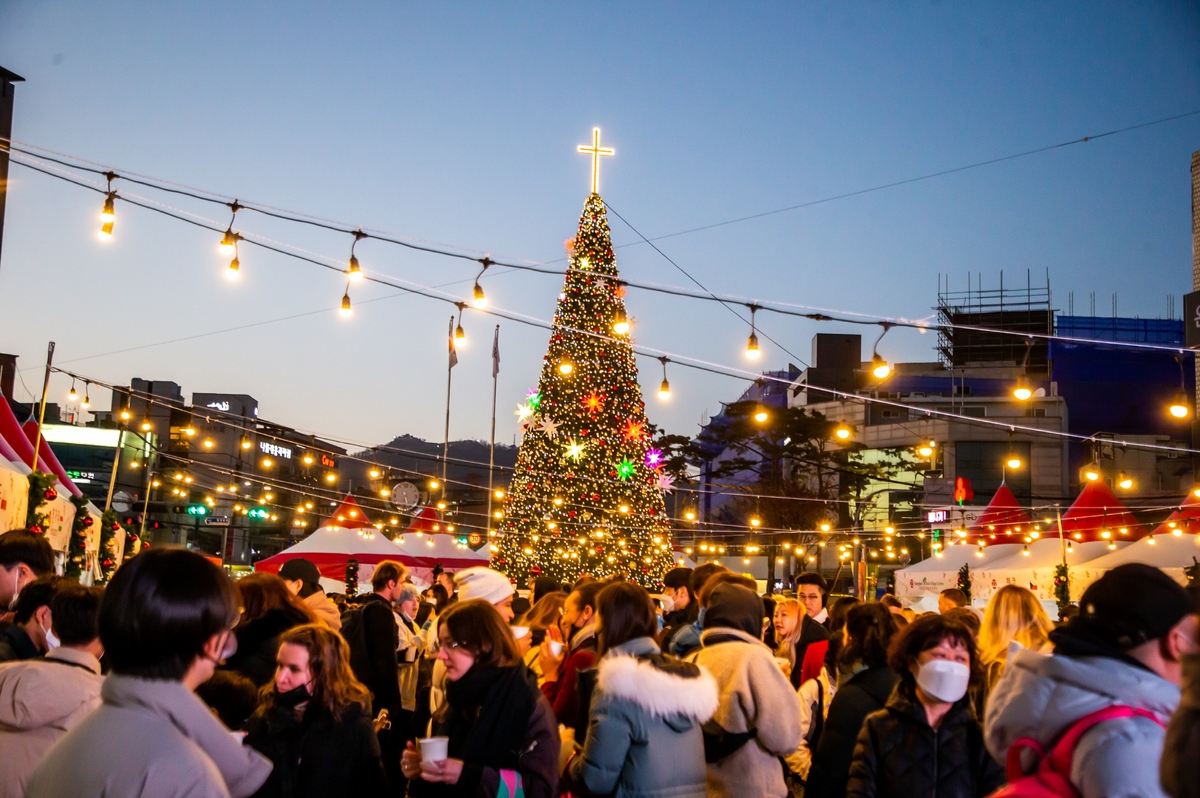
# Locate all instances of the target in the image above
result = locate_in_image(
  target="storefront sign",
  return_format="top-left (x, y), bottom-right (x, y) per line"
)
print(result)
top-left (259, 441), bottom-right (293, 459)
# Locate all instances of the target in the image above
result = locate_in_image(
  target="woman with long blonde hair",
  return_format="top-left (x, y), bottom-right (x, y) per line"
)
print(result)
top-left (245, 623), bottom-right (385, 797)
top-left (977, 585), bottom-right (1054, 702)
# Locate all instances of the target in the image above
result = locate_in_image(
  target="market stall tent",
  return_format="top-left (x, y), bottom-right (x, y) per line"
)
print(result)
top-left (1059, 480), bottom-right (1147, 542)
top-left (968, 485), bottom-right (1033, 543)
top-left (1069, 533), bottom-right (1198, 591)
top-left (971, 538), bottom-right (1125, 605)
top-left (0, 456), bottom-right (29, 532)
top-left (895, 542), bottom-right (1022, 603)
top-left (254, 495), bottom-right (406, 589)
top-left (389, 506), bottom-right (490, 585)
top-left (1149, 493), bottom-right (1200, 536)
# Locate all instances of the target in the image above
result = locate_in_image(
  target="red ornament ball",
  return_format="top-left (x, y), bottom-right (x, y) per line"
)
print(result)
top-left (529, 565), bottom-right (543, 576)
top-left (83, 516), bottom-right (94, 527)
top-left (44, 487), bottom-right (58, 501)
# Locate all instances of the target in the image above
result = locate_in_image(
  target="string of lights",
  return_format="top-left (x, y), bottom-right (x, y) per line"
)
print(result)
top-left (5, 145), bottom-right (1196, 463)
top-left (3, 138), bottom-right (1192, 358)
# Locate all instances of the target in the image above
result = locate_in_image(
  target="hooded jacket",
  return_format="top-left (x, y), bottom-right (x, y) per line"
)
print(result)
top-left (846, 686), bottom-right (1005, 798)
top-left (0, 647), bottom-right (104, 798)
top-left (686, 627), bottom-right (804, 798)
top-left (25, 674), bottom-right (273, 798)
top-left (985, 643), bottom-right (1179, 798)
top-left (568, 636), bottom-right (716, 798)
top-left (302, 591), bottom-right (341, 631)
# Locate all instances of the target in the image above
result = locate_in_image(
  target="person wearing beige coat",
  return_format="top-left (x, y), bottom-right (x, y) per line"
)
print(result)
top-left (686, 583), bottom-right (804, 798)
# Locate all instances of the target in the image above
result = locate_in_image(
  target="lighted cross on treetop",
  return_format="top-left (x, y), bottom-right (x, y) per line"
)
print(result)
top-left (577, 127), bottom-right (614, 194)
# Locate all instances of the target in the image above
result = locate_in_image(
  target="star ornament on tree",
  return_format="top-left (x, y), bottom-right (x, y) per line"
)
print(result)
top-left (539, 418), bottom-right (561, 439)
top-left (656, 473), bottom-right (676, 494)
top-left (644, 448), bottom-right (664, 469)
top-left (515, 403), bottom-right (534, 421)
top-left (617, 459), bottom-right (636, 480)
top-left (624, 422), bottom-right (645, 441)
top-left (564, 440), bottom-right (585, 461)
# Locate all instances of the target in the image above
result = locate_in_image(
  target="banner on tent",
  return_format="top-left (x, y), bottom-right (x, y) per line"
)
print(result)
top-left (0, 468), bottom-right (29, 532)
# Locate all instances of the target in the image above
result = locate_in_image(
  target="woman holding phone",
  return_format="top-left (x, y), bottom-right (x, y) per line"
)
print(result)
top-left (401, 599), bottom-right (559, 798)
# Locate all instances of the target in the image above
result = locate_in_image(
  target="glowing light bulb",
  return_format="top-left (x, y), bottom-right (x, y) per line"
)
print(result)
top-left (1013, 379), bottom-right (1033, 401)
top-left (744, 332), bottom-right (760, 360)
top-left (226, 257), bottom-right (240, 279)
top-left (472, 282), bottom-right (487, 309)
top-left (1118, 473), bottom-right (1133, 490)
top-left (1007, 455), bottom-right (1022, 469)
top-left (658, 379), bottom-right (671, 401)
top-left (1169, 393), bottom-right (1189, 419)
top-left (455, 323), bottom-right (466, 344)
top-left (870, 354), bottom-right (890, 380)
top-left (1084, 467), bottom-right (1100, 481)
top-left (613, 307), bottom-right (629, 335)
top-left (754, 407), bottom-right (768, 423)
top-left (834, 424), bottom-right (851, 440)
top-left (347, 254), bottom-right (363, 282)
top-left (68, 384), bottom-right (78, 401)
top-left (219, 229), bottom-right (237, 257)
top-left (558, 361), bottom-right (573, 375)
top-left (918, 443), bottom-right (934, 457)
top-left (340, 291), bottom-right (352, 317)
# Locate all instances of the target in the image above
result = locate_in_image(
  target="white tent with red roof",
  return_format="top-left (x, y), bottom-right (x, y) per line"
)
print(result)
top-left (1059, 480), bottom-right (1147, 542)
top-left (968, 484), bottom-right (1033, 543)
top-left (254, 495), bottom-right (405, 589)
top-left (387, 506), bottom-right (490, 585)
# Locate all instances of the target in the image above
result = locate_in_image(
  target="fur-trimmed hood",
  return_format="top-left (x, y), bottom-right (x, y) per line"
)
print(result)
top-left (597, 640), bottom-right (719, 727)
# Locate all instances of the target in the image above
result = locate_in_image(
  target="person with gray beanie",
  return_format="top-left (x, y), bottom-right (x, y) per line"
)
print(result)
top-left (986, 563), bottom-right (1199, 798)
top-left (685, 582), bottom-right (802, 798)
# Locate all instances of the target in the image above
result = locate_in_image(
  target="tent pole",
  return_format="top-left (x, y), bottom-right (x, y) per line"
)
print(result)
top-left (487, 325), bottom-right (498, 534)
top-left (1056, 504), bottom-right (1066, 566)
top-left (31, 342), bottom-right (54, 472)
top-left (442, 316), bottom-right (454, 500)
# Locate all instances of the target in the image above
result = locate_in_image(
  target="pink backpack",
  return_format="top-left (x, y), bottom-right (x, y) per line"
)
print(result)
top-left (987, 705), bottom-right (1165, 798)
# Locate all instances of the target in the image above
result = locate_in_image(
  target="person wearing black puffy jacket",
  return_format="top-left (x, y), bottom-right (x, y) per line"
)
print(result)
top-left (845, 614), bottom-right (1004, 798)
top-left (805, 603), bottom-right (899, 798)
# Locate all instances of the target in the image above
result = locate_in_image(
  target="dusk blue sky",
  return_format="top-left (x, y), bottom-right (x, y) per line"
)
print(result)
top-left (1, 2), bottom-right (1197, 451)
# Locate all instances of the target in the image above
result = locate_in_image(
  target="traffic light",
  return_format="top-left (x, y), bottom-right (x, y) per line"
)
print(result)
top-left (247, 508), bottom-right (270, 520)
top-left (186, 504), bottom-right (209, 517)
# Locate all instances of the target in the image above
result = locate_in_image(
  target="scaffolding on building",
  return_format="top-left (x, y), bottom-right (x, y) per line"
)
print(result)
top-left (936, 270), bottom-right (1053, 371)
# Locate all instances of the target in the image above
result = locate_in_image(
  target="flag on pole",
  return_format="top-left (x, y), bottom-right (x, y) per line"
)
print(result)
top-left (492, 326), bottom-right (501, 378)
top-left (448, 318), bottom-right (458, 369)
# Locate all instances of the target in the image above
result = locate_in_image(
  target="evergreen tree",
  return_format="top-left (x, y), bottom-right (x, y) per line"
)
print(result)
top-left (493, 194), bottom-right (674, 588)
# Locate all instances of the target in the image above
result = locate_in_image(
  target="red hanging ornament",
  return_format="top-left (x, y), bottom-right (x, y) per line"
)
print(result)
top-left (44, 487), bottom-right (58, 501)
top-left (83, 516), bottom-right (94, 527)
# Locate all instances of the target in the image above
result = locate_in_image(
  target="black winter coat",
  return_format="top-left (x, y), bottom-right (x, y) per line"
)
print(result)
top-left (846, 688), bottom-right (1005, 798)
top-left (804, 664), bottom-right (900, 798)
top-left (245, 699), bottom-right (387, 798)
top-left (224, 608), bottom-right (311, 686)
top-left (789, 615), bottom-right (830, 689)
top-left (346, 594), bottom-right (400, 714)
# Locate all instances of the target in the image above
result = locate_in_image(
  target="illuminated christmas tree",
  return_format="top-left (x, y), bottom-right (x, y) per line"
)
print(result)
top-left (493, 156), bottom-right (674, 588)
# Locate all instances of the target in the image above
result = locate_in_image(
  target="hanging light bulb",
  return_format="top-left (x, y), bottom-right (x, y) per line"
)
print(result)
top-left (1117, 472), bottom-right (1133, 490)
top-left (219, 229), bottom-right (238, 257)
top-left (340, 289), bottom-right (353, 317)
top-left (744, 305), bottom-right (760, 360)
top-left (1169, 391), bottom-right (1189, 419)
top-left (613, 306), bottom-right (630, 335)
top-left (1083, 464), bottom-right (1100, 481)
top-left (834, 423), bottom-right (852, 440)
top-left (657, 357), bottom-right (670, 400)
top-left (347, 254), bottom-right (363, 282)
top-left (81, 384), bottom-right (90, 410)
top-left (1013, 377), bottom-right (1033, 401)
top-left (870, 353), bottom-right (891, 380)
top-left (98, 193), bottom-right (116, 240)
top-left (68, 382), bottom-right (78, 402)
top-left (754, 405), bottom-right (768, 423)
top-left (1022, 544), bottom-right (1030, 556)
top-left (226, 255), bottom-right (240, 280)
top-left (455, 320), bottom-right (466, 344)
top-left (472, 282), bottom-right (487, 309)
top-left (1006, 453), bottom-right (1022, 469)
top-left (918, 441), bottom-right (934, 457)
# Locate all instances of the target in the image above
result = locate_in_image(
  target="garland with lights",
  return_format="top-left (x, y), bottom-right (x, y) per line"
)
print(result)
top-left (956, 563), bottom-right (972, 605)
top-left (493, 194), bottom-right (675, 589)
top-left (66, 494), bottom-right (93, 579)
top-left (1053, 563), bottom-right (1071, 614)
top-left (97, 509), bottom-right (125, 583)
top-left (24, 470), bottom-right (57, 534)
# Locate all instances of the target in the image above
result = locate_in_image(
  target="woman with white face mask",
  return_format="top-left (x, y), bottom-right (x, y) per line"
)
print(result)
top-left (844, 614), bottom-right (1005, 798)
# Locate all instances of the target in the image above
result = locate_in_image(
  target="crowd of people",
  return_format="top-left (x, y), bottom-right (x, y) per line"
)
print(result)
top-left (1, 524), bottom-right (1198, 798)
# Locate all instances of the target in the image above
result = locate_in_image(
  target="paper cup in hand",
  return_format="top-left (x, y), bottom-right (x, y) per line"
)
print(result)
top-left (419, 736), bottom-right (449, 763)
top-left (548, 640), bottom-right (565, 657)
top-left (510, 625), bottom-right (531, 640)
